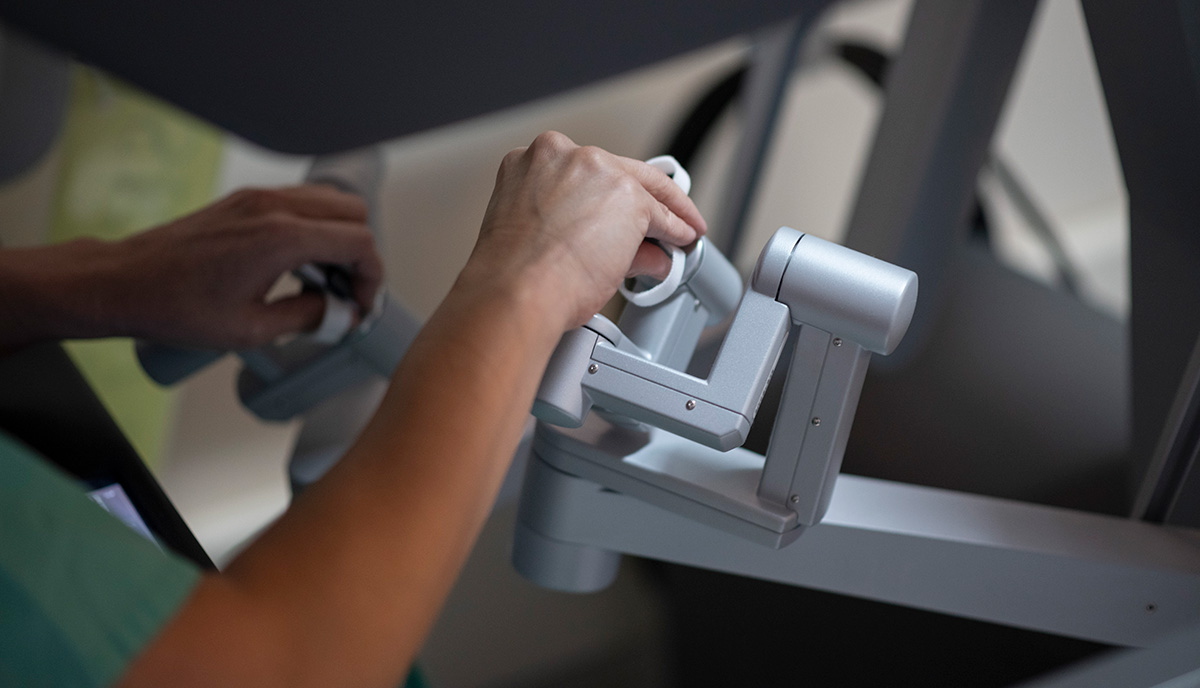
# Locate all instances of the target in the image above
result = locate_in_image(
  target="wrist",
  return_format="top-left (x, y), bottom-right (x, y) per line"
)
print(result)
top-left (452, 252), bottom-right (578, 342)
top-left (0, 239), bottom-right (125, 350)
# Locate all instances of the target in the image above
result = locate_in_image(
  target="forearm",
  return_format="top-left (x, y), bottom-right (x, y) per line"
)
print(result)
top-left (117, 133), bottom-right (705, 687)
top-left (124, 267), bottom-right (566, 687)
top-left (0, 186), bottom-right (381, 355)
top-left (0, 240), bottom-right (121, 353)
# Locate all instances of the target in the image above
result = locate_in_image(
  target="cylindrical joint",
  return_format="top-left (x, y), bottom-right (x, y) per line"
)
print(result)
top-left (751, 227), bottom-right (804, 298)
top-left (532, 327), bottom-right (599, 427)
top-left (683, 239), bottom-right (744, 324)
top-left (306, 147), bottom-right (386, 231)
top-left (774, 229), bottom-right (918, 355)
top-left (512, 522), bottom-right (621, 593)
top-left (136, 342), bottom-right (225, 386)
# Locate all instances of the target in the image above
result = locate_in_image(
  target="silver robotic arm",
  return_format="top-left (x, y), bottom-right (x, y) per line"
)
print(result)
top-left (525, 225), bottom-right (917, 557)
top-left (514, 194), bottom-right (1199, 649)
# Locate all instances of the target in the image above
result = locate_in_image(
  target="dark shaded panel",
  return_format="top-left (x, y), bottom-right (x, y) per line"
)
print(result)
top-left (0, 344), bottom-right (214, 569)
top-left (1082, 0), bottom-right (1200, 512)
top-left (649, 562), bottom-right (1109, 688)
top-left (0, 0), bottom-right (816, 153)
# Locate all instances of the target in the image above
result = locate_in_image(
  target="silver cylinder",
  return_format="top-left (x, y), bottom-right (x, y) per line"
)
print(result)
top-left (774, 229), bottom-right (917, 355)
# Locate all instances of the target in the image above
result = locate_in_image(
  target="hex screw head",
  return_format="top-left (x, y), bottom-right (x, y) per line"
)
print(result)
top-left (811, 417), bottom-right (822, 426)
top-left (833, 338), bottom-right (843, 347)
top-left (588, 364), bottom-right (599, 374)
top-left (790, 495), bottom-right (800, 504)
top-left (685, 399), bottom-right (696, 411)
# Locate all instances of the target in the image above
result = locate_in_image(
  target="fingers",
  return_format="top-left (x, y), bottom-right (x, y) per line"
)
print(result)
top-left (249, 291), bottom-right (328, 346)
top-left (523, 133), bottom-right (706, 246)
top-left (617, 156), bottom-right (707, 245)
top-left (255, 217), bottom-right (384, 313)
top-left (645, 199), bottom-right (704, 253)
top-left (225, 185), bottom-right (369, 223)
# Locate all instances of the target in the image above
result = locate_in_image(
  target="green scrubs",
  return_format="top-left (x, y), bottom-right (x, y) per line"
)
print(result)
top-left (0, 431), bottom-right (198, 687)
top-left (0, 431), bottom-right (427, 687)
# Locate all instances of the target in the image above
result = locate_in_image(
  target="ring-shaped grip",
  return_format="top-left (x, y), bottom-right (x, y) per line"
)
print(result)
top-left (644, 155), bottom-right (691, 195)
top-left (620, 155), bottom-right (691, 307)
top-left (309, 291), bottom-right (357, 344)
top-left (619, 243), bottom-right (686, 307)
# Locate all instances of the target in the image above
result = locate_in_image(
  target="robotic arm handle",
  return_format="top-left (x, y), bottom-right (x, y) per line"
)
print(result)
top-left (135, 148), bottom-right (422, 421)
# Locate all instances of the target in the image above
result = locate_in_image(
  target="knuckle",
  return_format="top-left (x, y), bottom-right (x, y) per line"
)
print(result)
top-left (575, 145), bottom-right (607, 168)
top-left (533, 130), bottom-right (570, 149)
top-left (253, 212), bottom-right (300, 243)
top-left (227, 187), bottom-right (281, 215)
top-left (528, 131), bottom-right (573, 161)
top-left (500, 147), bottom-right (526, 169)
top-left (613, 174), bottom-right (641, 199)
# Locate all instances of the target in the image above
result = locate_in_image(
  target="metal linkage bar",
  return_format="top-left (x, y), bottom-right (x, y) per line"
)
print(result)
top-left (515, 451), bottom-right (1200, 647)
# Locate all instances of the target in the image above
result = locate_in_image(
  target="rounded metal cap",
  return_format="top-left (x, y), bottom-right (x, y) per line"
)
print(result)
top-left (751, 227), bottom-right (804, 297)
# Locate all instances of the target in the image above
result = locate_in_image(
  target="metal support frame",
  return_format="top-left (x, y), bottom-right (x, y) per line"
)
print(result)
top-left (841, 0), bottom-right (1038, 361)
top-left (1016, 623), bottom-right (1200, 688)
top-left (710, 15), bottom-right (815, 260)
top-left (1138, 334), bottom-right (1200, 528)
top-left (516, 446), bottom-right (1200, 648)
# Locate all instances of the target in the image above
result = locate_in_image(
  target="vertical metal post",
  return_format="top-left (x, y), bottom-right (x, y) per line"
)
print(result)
top-left (712, 14), bottom-right (816, 261)
top-left (841, 0), bottom-right (1038, 361)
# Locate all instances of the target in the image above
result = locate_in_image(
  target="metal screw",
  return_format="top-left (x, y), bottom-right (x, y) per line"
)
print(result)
top-left (1146, 603), bottom-right (1157, 614)
top-left (833, 338), bottom-right (843, 347)
top-left (685, 399), bottom-right (696, 411)
top-left (811, 417), bottom-right (822, 426)
top-left (790, 495), bottom-right (800, 504)
top-left (693, 299), bottom-right (702, 312)
top-left (587, 364), bottom-right (598, 374)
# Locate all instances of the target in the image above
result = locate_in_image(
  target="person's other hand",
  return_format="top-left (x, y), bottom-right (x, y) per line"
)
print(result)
top-left (31, 184), bottom-right (383, 350)
top-left (466, 132), bottom-right (707, 331)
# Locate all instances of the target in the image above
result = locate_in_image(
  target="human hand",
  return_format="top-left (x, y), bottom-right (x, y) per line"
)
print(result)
top-left (465, 132), bottom-right (707, 331)
top-left (112, 184), bottom-right (384, 349)
top-left (0, 185), bottom-right (383, 352)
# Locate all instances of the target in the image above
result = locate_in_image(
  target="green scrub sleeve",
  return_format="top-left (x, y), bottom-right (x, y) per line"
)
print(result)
top-left (0, 432), bottom-right (432, 688)
top-left (0, 431), bottom-right (201, 687)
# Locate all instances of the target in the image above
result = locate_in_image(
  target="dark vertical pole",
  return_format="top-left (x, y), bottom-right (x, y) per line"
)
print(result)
top-left (841, 0), bottom-right (1038, 362)
top-left (1082, 0), bottom-right (1200, 513)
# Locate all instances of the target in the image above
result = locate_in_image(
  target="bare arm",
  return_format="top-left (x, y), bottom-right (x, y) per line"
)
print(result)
top-left (0, 184), bottom-right (381, 355)
top-left (117, 132), bottom-right (706, 688)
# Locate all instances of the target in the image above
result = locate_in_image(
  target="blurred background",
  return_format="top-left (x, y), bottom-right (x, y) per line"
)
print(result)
top-left (0, 0), bottom-right (1129, 684)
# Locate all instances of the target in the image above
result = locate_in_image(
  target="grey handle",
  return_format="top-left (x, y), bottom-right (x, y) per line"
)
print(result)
top-left (136, 341), bottom-right (226, 385)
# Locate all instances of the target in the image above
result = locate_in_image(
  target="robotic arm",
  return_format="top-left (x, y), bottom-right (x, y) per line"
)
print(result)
top-left (529, 205), bottom-right (917, 552)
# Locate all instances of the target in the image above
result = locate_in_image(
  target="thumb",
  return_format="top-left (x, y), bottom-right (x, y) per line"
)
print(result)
top-left (626, 240), bottom-right (675, 281)
top-left (253, 291), bottom-right (329, 343)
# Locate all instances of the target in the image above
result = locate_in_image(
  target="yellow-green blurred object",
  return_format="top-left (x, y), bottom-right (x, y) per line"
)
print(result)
top-left (50, 67), bottom-right (224, 469)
